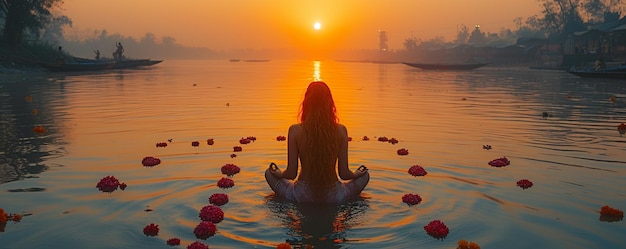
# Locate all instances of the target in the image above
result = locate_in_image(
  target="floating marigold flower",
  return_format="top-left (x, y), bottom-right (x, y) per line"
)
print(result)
top-left (0, 209), bottom-right (7, 223)
top-left (276, 243), bottom-right (292, 249)
top-left (96, 176), bottom-right (120, 193)
top-left (408, 165), bottom-right (427, 176)
top-left (247, 136), bottom-right (257, 141)
top-left (156, 142), bottom-right (167, 147)
top-left (199, 205), bottom-right (224, 223)
top-left (143, 223), bottom-right (159, 236)
top-left (388, 137), bottom-right (398, 144)
top-left (599, 205), bottom-right (624, 222)
top-left (166, 238), bottom-right (181, 246)
top-left (239, 137), bottom-right (251, 144)
top-left (402, 193), bottom-right (422, 206)
top-left (230, 153), bottom-right (237, 158)
top-left (424, 219), bottom-right (449, 239)
top-left (482, 145), bottom-right (492, 150)
top-left (378, 136), bottom-right (388, 142)
top-left (217, 177), bottom-right (234, 189)
top-left (457, 239), bottom-right (481, 249)
top-left (33, 125), bottom-right (46, 134)
top-left (187, 241), bottom-right (209, 249)
top-left (276, 135), bottom-right (286, 141)
top-left (207, 138), bottom-right (215, 145)
top-left (193, 221), bottom-right (217, 239)
top-left (362, 136), bottom-right (369, 141)
top-left (221, 163), bottom-right (240, 176)
top-left (516, 179), bottom-right (533, 189)
top-left (488, 157), bottom-right (510, 167)
top-left (25, 96), bottom-right (32, 102)
top-left (32, 108), bottom-right (38, 115)
top-left (119, 182), bottom-right (127, 190)
top-left (142, 156), bottom-right (161, 167)
top-left (233, 146), bottom-right (242, 152)
top-left (618, 123), bottom-right (626, 135)
top-left (209, 193), bottom-right (229, 206)
top-left (397, 148), bottom-right (409, 156)
top-left (192, 141), bottom-right (200, 147)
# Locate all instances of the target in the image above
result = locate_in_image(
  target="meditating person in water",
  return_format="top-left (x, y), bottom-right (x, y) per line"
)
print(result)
top-left (265, 81), bottom-right (370, 203)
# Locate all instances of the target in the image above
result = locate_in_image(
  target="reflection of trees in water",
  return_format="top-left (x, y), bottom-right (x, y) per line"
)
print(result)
top-left (265, 194), bottom-right (370, 248)
top-left (0, 77), bottom-right (64, 184)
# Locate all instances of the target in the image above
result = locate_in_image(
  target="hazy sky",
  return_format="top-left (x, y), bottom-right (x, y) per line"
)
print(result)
top-left (63, 0), bottom-right (542, 52)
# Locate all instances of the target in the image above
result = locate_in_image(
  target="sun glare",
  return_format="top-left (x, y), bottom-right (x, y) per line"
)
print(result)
top-left (313, 22), bottom-right (321, 30)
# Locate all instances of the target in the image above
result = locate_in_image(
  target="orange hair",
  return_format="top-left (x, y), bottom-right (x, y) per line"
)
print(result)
top-left (298, 81), bottom-right (340, 200)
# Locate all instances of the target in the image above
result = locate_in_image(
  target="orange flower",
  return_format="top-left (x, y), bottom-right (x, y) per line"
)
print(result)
top-left (276, 242), bottom-right (292, 249)
top-left (0, 209), bottom-right (7, 223)
top-left (600, 205), bottom-right (624, 218)
top-left (33, 125), bottom-right (46, 134)
top-left (12, 214), bottom-right (22, 222)
top-left (458, 239), bottom-right (481, 249)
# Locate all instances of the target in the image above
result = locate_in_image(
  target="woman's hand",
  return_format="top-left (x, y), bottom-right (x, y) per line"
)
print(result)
top-left (354, 165), bottom-right (369, 178)
top-left (269, 162), bottom-right (282, 178)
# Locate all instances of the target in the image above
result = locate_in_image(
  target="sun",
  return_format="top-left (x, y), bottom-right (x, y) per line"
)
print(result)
top-left (313, 22), bottom-right (322, 30)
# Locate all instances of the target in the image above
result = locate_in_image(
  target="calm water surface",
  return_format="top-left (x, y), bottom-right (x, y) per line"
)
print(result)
top-left (0, 60), bottom-right (625, 249)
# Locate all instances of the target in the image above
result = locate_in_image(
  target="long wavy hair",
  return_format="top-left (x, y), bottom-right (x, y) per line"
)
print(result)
top-left (298, 81), bottom-right (340, 199)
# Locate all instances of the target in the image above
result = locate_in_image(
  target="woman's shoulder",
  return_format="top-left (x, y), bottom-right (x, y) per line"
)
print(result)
top-left (288, 124), bottom-right (302, 134)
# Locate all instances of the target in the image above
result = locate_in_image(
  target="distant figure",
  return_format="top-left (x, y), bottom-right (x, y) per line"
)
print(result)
top-left (94, 49), bottom-right (100, 60)
top-left (265, 81), bottom-right (370, 203)
top-left (56, 46), bottom-right (65, 64)
top-left (114, 42), bottom-right (124, 60)
top-left (594, 58), bottom-right (606, 71)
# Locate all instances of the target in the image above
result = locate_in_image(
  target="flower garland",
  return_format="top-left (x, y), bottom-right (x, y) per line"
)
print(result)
top-left (199, 205), bottom-right (224, 223)
top-left (142, 156), bottom-right (161, 167)
top-left (488, 157), bottom-right (510, 167)
top-left (402, 194), bottom-right (422, 206)
top-left (221, 164), bottom-right (240, 176)
top-left (209, 193), bottom-right (229, 206)
top-left (397, 148), bottom-right (409, 156)
top-left (408, 165), bottom-right (427, 176)
top-left (96, 176), bottom-right (126, 193)
top-left (143, 223), bottom-right (159, 236)
top-left (424, 219), bottom-right (449, 239)
top-left (193, 221), bottom-right (217, 239)
top-left (217, 178), bottom-right (235, 189)
top-left (516, 179), bottom-right (533, 189)
top-left (457, 239), bottom-right (481, 249)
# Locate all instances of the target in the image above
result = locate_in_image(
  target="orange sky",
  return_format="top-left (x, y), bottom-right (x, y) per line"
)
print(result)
top-left (62, 0), bottom-right (542, 51)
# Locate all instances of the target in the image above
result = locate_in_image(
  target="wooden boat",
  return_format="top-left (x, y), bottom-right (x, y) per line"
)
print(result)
top-left (72, 57), bottom-right (163, 69)
top-left (38, 61), bottom-right (116, 72)
top-left (567, 70), bottom-right (626, 79)
top-left (402, 62), bottom-right (488, 70)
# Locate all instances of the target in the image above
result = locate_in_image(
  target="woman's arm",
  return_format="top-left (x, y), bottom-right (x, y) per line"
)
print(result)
top-left (337, 125), bottom-right (367, 180)
top-left (272, 124), bottom-right (300, 180)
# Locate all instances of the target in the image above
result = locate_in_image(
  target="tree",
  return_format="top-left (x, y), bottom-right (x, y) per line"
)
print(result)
top-left (0, 0), bottom-right (63, 47)
top-left (455, 24), bottom-right (470, 44)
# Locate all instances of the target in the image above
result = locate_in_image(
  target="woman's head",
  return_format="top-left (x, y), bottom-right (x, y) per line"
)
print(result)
top-left (299, 81), bottom-right (338, 124)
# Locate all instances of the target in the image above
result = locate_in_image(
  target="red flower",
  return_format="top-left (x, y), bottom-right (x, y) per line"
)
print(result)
top-left (397, 148), bottom-right (409, 156)
top-left (199, 205), bottom-right (224, 223)
top-left (33, 125), bottom-right (46, 134)
top-left (516, 179), bottom-right (533, 189)
top-left (276, 135), bottom-right (286, 141)
top-left (488, 157), bottom-right (510, 167)
top-left (192, 141), bottom-right (200, 147)
top-left (156, 142), bottom-right (168, 147)
top-left (187, 241), bottom-right (209, 249)
top-left (402, 193), bottom-right (422, 206)
top-left (388, 138), bottom-right (398, 144)
top-left (246, 136), bottom-right (257, 141)
top-left (96, 176), bottom-right (120, 193)
top-left (482, 145), bottom-right (492, 150)
top-left (143, 223), bottom-right (159, 236)
top-left (362, 136), bottom-right (370, 141)
top-left (600, 205), bottom-right (624, 222)
top-left (119, 182), bottom-right (127, 190)
top-left (142, 156), bottom-right (161, 167)
top-left (11, 214), bottom-right (22, 222)
top-left (277, 243), bottom-right (292, 249)
top-left (193, 221), bottom-right (217, 239)
top-left (424, 219), bottom-right (449, 239)
top-left (378, 136), bottom-right (388, 142)
top-left (408, 165), bottom-right (427, 176)
top-left (217, 177), bottom-right (235, 189)
top-left (230, 153), bottom-right (237, 158)
top-left (239, 137), bottom-right (251, 144)
top-left (618, 123), bottom-right (626, 134)
top-left (209, 193), bottom-right (229, 206)
top-left (166, 238), bottom-right (181, 246)
top-left (233, 146), bottom-right (242, 152)
top-left (221, 163), bottom-right (240, 176)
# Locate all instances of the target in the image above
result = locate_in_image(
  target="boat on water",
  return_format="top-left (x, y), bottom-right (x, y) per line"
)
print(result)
top-left (567, 70), bottom-right (626, 79)
top-left (38, 61), bottom-right (117, 72)
top-left (72, 57), bottom-right (163, 69)
top-left (402, 62), bottom-right (489, 70)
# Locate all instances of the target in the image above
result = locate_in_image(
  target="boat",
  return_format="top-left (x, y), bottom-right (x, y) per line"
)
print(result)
top-left (402, 62), bottom-right (489, 70)
top-left (567, 70), bottom-right (626, 79)
top-left (38, 61), bottom-right (117, 72)
top-left (72, 57), bottom-right (163, 69)
top-left (243, 59), bottom-right (270, 62)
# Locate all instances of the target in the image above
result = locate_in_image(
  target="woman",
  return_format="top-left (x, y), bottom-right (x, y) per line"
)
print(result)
top-left (265, 81), bottom-right (370, 203)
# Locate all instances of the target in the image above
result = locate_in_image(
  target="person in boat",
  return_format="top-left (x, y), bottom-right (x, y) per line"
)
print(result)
top-left (114, 42), bottom-right (124, 60)
top-left (94, 49), bottom-right (100, 60)
top-left (594, 58), bottom-right (606, 71)
top-left (265, 81), bottom-right (370, 203)
top-left (56, 46), bottom-right (65, 64)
